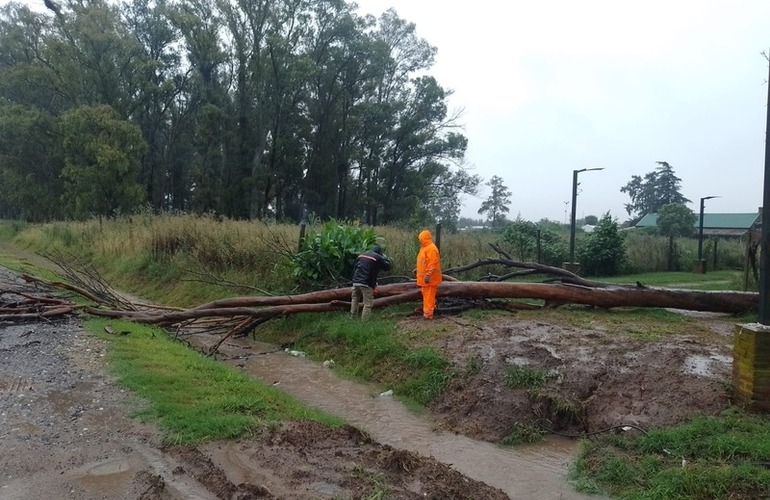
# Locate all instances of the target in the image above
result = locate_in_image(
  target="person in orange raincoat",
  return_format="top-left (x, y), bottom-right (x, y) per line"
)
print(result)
top-left (415, 229), bottom-right (442, 319)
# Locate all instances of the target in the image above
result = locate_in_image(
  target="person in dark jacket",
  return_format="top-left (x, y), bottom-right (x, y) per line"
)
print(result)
top-left (350, 244), bottom-right (392, 320)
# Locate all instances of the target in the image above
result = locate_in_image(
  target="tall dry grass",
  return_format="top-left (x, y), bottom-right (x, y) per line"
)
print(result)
top-left (9, 215), bottom-right (502, 301)
top-left (7, 214), bottom-right (750, 304)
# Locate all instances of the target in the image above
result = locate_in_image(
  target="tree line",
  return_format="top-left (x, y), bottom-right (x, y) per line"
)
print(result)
top-left (0, 0), bottom-right (479, 224)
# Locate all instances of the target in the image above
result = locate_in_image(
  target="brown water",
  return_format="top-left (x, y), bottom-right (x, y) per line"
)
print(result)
top-left (203, 336), bottom-right (594, 499)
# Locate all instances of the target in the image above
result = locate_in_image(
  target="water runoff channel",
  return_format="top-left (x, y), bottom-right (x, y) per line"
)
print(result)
top-left (194, 335), bottom-right (596, 500)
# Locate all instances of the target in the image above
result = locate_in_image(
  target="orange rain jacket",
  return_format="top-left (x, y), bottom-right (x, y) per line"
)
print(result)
top-left (416, 230), bottom-right (442, 287)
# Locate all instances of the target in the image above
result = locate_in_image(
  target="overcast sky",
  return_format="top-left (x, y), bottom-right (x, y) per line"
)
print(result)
top-left (355, 0), bottom-right (770, 223)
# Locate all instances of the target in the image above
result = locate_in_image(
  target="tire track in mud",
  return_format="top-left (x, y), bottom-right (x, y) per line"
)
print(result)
top-left (0, 376), bottom-right (31, 415)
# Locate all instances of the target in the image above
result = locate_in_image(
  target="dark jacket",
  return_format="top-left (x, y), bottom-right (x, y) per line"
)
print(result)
top-left (351, 246), bottom-right (392, 288)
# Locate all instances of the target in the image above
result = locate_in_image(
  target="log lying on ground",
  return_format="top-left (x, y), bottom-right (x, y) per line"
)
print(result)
top-left (9, 261), bottom-right (758, 335)
top-left (7, 269), bottom-right (758, 353)
top-left (84, 281), bottom-right (757, 325)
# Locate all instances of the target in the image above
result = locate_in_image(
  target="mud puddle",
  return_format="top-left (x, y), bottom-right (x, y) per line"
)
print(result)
top-left (195, 335), bottom-right (591, 499)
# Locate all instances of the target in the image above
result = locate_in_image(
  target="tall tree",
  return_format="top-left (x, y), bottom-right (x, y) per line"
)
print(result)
top-left (0, 104), bottom-right (64, 221)
top-left (59, 105), bottom-right (147, 218)
top-left (657, 202), bottom-right (696, 271)
top-left (124, 0), bottom-right (186, 211)
top-left (621, 161), bottom-right (690, 223)
top-left (0, 1), bottom-right (472, 224)
top-left (478, 175), bottom-right (511, 227)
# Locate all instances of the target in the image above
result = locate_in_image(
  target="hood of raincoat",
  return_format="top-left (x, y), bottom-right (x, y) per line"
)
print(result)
top-left (418, 230), bottom-right (432, 246)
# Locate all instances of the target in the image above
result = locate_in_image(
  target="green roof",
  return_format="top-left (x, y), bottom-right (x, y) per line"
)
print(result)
top-left (636, 212), bottom-right (759, 229)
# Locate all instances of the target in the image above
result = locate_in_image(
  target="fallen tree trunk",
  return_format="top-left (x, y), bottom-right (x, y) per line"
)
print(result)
top-left (434, 281), bottom-right (757, 314)
top-left (84, 281), bottom-right (756, 325)
top-left (9, 261), bottom-right (758, 346)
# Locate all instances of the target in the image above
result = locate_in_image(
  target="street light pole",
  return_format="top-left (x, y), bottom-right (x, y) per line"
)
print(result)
top-left (569, 167), bottom-right (604, 263)
top-left (697, 195), bottom-right (719, 263)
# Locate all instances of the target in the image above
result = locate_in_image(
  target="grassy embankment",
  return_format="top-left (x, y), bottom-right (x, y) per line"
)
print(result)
top-left (0, 216), bottom-right (767, 498)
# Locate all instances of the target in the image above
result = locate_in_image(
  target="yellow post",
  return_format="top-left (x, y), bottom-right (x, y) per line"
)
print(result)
top-left (733, 323), bottom-right (770, 412)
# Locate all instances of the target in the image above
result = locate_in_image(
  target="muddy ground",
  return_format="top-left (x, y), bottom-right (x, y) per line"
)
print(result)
top-left (421, 308), bottom-right (734, 443)
top-left (0, 262), bottom-right (741, 499)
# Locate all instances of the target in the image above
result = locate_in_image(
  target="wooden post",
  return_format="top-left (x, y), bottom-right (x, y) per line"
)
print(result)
top-left (744, 237), bottom-right (751, 291)
top-left (298, 223), bottom-right (306, 252)
top-left (435, 223), bottom-right (442, 252)
top-left (712, 238), bottom-right (718, 271)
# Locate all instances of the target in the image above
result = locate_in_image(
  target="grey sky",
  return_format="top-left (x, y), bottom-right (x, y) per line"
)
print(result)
top-left (356, 0), bottom-right (770, 223)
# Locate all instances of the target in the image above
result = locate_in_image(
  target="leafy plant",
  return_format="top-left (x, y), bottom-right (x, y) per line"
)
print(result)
top-left (578, 212), bottom-right (627, 276)
top-left (500, 218), bottom-right (567, 266)
top-left (289, 220), bottom-right (381, 289)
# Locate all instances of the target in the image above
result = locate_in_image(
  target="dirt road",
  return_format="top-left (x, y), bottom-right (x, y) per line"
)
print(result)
top-left (0, 267), bottom-right (509, 499)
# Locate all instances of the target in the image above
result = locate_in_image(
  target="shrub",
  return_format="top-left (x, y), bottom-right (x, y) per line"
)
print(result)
top-left (499, 219), bottom-right (568, 266)
top-left (578, 213), bottom-right (627, 276)
top-left (290, 220), bottom-right (381, 289)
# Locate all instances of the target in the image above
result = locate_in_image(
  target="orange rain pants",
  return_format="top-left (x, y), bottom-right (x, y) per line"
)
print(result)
top-left (416, 229), bottom-right (442, 319)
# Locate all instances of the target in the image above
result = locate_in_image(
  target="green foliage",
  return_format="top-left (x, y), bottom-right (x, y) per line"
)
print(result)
top-left (290, 221), bottom-right (380, 289)
top-left (0, 2), bottom-right (468, 224)
top-left (0, 104), bottom-right (64, 221)
top-left (258, 313), bottom-right (452, 407)
top-left (578, 212), bottom-right (627, 276)
top-left (59, 105), bottom-right (147, 219)
top-left (418, 168), bottom-right (480, 231)
top-left (501, 422), bottom-right (546, 445)
top-left (478, 175), bottom-right (511, 227)
top-left (572, 409), bottom-right (770, 499)
top-left (621, 161), bottom-right (691, 223)
top-left (87, 317), bottom-right (340, 444)
top-left (504, 364), bottom-right (558, 390)
top-left (657, 203), bottom-right (696, 238)
top-left (500, 218), bottom-right (567, 266)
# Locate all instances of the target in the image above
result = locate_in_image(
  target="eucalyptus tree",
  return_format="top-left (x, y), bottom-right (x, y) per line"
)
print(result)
top-left (298, 0), bottom-right (372, 220)
top-left (123, 0), bottom-right (188, 210)
top-left (358, 10), bottom-right (470, 226)
top-left (418, 167), bottom-right (480, 230)
top-left (0, 4), bottom-right (64, 113)
top-left (165, 0), bottom-right (229, 214)
top-left (41, 0), bottom-right (152, 118)
top-left (0, 5), bottom-right (67, 220)
top-left (0, 104), bottom-right (65, 221)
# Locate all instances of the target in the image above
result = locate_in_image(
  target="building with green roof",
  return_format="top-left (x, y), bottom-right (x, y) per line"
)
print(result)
top-left (635, 210), bottom-right (760, 237)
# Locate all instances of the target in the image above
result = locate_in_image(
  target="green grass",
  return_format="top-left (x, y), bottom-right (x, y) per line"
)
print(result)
top-left (516, 307), bottom-right (707, 342)
top-left (504, 364), bottom-right (558, 389)
top-left (595, 270), bottom-right (743, 290)
top-left (257, 312), bottom-right (452, 406)
top-left (501, 422), bottom-right (547, 445)
top-left (87, 317), bottom-right (341, 445)
top-left (571, 409), bottom-right (770, 499)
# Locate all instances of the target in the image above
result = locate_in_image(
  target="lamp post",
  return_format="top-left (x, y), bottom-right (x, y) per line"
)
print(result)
top-left (568, 167), bottom-right (604, 264)
top-left (697, 195), bottom-right (719, 273)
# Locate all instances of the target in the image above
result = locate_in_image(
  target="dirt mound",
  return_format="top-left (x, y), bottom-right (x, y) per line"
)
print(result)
top-left (422, 312), bottom-right (734, 443)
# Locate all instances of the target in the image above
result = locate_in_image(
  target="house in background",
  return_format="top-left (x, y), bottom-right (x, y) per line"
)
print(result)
top-left (635, 210), bottom-right (761, 238)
